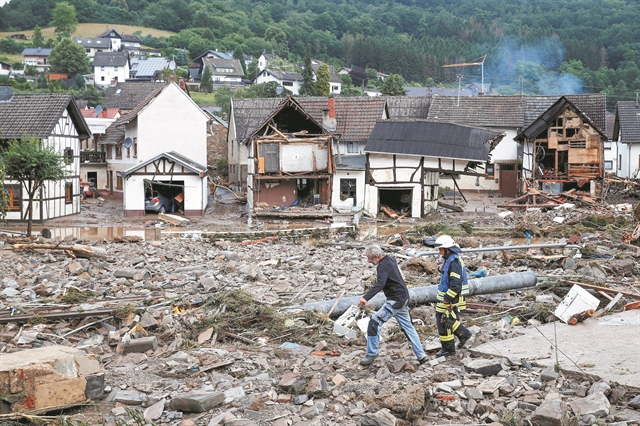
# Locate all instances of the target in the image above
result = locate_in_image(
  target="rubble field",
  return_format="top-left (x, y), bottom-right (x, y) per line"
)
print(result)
top-left (1, 191), bottom-right (640, 426)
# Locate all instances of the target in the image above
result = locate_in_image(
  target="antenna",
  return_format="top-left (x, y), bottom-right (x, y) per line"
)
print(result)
top-left (94, 104), bottom-right (102, 117)
top-left (443, 55), bottom-right (487, 94)
top-left (123, 137), bottom-right (132, 149)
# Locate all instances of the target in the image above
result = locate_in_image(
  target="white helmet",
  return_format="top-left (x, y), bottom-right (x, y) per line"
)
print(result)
top-left (434, 235), bottom-right (457, 249)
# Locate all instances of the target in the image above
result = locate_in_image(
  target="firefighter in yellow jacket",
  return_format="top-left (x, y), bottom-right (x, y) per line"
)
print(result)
top-left (434, 235), bottom-right (474, 357)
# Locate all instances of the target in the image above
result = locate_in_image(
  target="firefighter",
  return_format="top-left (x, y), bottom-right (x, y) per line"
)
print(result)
top-left (434, 235), bottom-right (474, 357)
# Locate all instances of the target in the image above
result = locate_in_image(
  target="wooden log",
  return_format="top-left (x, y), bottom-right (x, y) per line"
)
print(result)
top-left (437, 201), bottom-right (464, 212)
top-left (158, 213), bottom-right (190, 226)
top-left (224, 332), bottom-right (253, 344)
top-left (568, 309), bottom-right (595, 325)
top-left (241, 236), bottom-right (279, 245)
top-left (12, 243), bottom-right (106, 259)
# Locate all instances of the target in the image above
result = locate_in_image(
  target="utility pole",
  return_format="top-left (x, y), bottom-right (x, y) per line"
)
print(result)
top-left (443, 55), bottom-right (487, 94)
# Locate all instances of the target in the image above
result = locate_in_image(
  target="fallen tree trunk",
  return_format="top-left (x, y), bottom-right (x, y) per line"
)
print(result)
top-left (12, 243), bottom-right (107, 259)
top-left (287, 271), bottom-right (538, 318)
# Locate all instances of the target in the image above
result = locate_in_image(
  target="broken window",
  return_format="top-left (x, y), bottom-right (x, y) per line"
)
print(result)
top-left (340, 179), bottom-right (356, 204)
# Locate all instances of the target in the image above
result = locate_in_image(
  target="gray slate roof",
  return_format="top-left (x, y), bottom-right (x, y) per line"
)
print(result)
top-left (73, 37), bottom-right (111, 49)
top-left (385, 96), bottom-right (431, 120)
top-left (21, 47), bottom-right (51, 56)
top-left (102, 81), bottom-right (166, 110)
top-left (256, 69), bottom-right (303, 82)
top-left (364, 120), bottom-right (500, 161)
top-left (202, 57), bottom-right (244, 77)
top-left (97, 29), bottom-right (142, 43)
top-left (93, 51), bottom-right (129, 67)
top-left (614, 102), bottom-right (640, 143)
top-left (231, 98), bottom-right (286, 142)
top-left (0, 93), bottom-right (90, 139)
top-left (427, 94), bottom-right (606, 133)
top-left (404, 86), bottom-right (475, 97)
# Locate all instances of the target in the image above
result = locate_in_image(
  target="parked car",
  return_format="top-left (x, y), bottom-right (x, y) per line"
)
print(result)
top-left (145, 191), bottom-right (171, 213)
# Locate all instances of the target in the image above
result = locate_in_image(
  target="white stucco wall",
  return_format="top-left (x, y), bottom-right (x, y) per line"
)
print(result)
top-left (618, 142), bottom-right (640, 178)
top-left (332, 170), bottom-right (365, 208)
top-left (280, 143), bottom-right (328, 171)
top-left (95, 63), bottom-right (129, 87)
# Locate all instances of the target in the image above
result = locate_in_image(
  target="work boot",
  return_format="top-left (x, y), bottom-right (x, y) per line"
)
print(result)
top-left (435, 348), bottom-right (455, 357)
top-left (457, 330), bottom-right (475, 349)
top-left (359, 355), bottom-right (377, 366)
top-left (418, 356), bottom-right (429, 365)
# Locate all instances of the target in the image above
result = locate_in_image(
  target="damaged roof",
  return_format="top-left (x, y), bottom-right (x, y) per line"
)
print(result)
top-left (0, 93), bottom-right (90, 140)
top-left (385, 96), bottom-right (431, 120)
top-left (427, 94), bottom-right (607, 133)
top-left (613, 101), bottom-right (640, 143)
top-left (231, 98), bottom-right (285, 143)
top-left (516, 96), bottom-right (608, 141)
top-left (298, 97), bottom-right (387, 142)
top-left (364, 120), bottom-right (502, 161)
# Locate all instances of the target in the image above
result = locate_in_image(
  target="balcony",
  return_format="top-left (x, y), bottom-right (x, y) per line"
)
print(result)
top-left (81, 151), bottom-right (106, 163)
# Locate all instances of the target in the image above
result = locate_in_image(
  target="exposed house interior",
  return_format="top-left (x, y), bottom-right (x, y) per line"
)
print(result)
top-left (379, 188), bottom-right (412, 215)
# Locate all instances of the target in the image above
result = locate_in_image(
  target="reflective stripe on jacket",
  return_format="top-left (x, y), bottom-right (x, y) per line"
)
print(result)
top-left (436, 253), bottom-right (469, 312)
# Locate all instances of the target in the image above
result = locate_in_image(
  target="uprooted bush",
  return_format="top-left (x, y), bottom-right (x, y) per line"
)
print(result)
top-left (188, 289), bottom-right (343, 347)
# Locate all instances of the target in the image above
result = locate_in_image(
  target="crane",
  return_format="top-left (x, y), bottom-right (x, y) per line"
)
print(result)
top-left (442, 55), bottom-right (487, 94)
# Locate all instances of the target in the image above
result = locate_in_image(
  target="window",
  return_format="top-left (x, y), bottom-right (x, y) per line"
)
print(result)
top-left (486, 164), bottom-right (495, 179)
top-left (65, 182), bottom-right (72, 204)
top-left (101, 66), bottom-right (105, 71)
top-left (347, 141), bottom-right (358, 154)
top-left (101, 76), bottom-right (105, 82)
top-left (4, 184), bottom-right (21, 211)
top-left (603, 141), bottom-right (612, 150)
top-left (605, 161), bottom-right (613, 170)
top-left (106, 145), bottom-right (112, 159)
top-left (86, 48), bottom-right (90, 53)
top-left (332, 85), bottom-right (339, 92)
top-left (619, 154), bottom-right (622, 170)
top-left (115, 145), bottom-right (122, 159)
top-left (114, 66), bottom-right (118, 71)
top-left (133, 138), bottom-right (137, 158)
top-left (126, 146), bottom-right (130, 158)
top-left (340, 179), bottom-right (356, 204)
top-left (64, 148), bottom-right (74, 164)
top-left (283, 81), bottom-right (293, 87)
top-left (116, 175), bottom-right (123, 189)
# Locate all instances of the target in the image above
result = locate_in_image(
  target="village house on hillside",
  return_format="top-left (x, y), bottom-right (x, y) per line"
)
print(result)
top-left (72, 37), bottom-right (112, 59)
top-left (0, 88), bottom-right (90, 222)
top-left (192, 50), bottom-right (244, 88)
top-left (21, 47), bottom-right (51, 73)
top-left (101, 82), bottom-right (210, 216)
top-left (101, 81), bottom-right (166, 111)
top-left (93, 51), bottom-right (130, 88)
top-left (364, 120), bottom-right (504, 218)
top-left (96, 29), bottom-right (142, 55)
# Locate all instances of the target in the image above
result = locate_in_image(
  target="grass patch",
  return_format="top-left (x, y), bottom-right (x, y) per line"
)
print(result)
top-left (189, 91), bottom-right (217, 105)
top-left (60, 287), bottom-right (95, 304)
top-left (0, 23), bottom-right (175, 41)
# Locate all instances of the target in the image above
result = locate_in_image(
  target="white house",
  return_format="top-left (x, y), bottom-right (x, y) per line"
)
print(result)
top-left (96, 29), bottom-right (142, 55)
top-left (21, 47), bottom-right (51, 73)
top-left (93, 51), bottom-right (130, 88)
top-left (311, 59), bottom-right (342, 95)
top-left (100, 82), bottom-right (210, 216)
top-left (612, 101), bottom-right (640, 179)
top-left (258, 52), bottom-right (279, 71)
top-left (0, 88), bottom-right (91, 222)
top-left (193, 50), bottom-right (244, 87)
top-left (0, 61), bottom-right (13, 76)
top-left (254, 69), bottom-right (303, 95)
top-left (73, 37), bottom-right (112, 58)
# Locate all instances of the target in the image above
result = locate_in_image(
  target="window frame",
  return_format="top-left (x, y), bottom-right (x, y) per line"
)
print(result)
top-left (4, 184), bottom-right (22, 211)
top-left (65, 182), bottom-right (73, 204)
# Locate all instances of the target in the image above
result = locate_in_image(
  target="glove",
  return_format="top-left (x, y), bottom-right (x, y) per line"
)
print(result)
top-left (444, 303), bottom-right (453, 313)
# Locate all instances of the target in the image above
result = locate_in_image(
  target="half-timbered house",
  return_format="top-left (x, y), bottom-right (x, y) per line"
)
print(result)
top-left (0, 88), bottom-right (91, 222)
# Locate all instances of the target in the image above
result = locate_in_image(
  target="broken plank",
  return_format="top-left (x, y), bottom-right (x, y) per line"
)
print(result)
top-left (241, 236), bottom-right (278, 245)
top-left (158, 213), bottom-right (190, 226)
top-left (12, 243), bottom-right (106, 259)
top-left (195, 360), bottom-right (234, 374)
top-left (593, 292), bottom-right (623, 318)
top-left (437, 201), bottom-right (463, 212)
top-left (560, 280), bottom-right (640, 300)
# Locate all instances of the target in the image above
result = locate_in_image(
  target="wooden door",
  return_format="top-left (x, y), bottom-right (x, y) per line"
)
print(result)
top-left (500, 169), bottom-right (518, 198)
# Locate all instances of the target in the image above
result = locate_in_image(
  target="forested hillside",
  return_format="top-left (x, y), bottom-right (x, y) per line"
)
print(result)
top-left (2, 0), bottom-right (639, 106)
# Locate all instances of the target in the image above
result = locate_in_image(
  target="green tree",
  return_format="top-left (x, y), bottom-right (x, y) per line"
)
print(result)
top-left (49, 38), bottom-right (92, 75)
top-left (316, 64), bottom-right (330, 96)
top-left (80, 85), bottom-right (103, 107)
top-left (32, 25), bottom-right (45, 47)
top-left (213, 86), bottom-right (233, 120)
top-left (381, 74), bottom-right (406, 96)
top-left (51, 2), bottom-right (78, 40)
top-left (201, 65), bottom-right (213, 93)
top-left (233, 46), bottom-right (247, 76)
top-left (2, 138), bottom-right (68, 237)
top-left (246, 57), bottom-right (259, 80)
top-left (299, 47), bottom-right (316, 96)
top-left (264, 26), bottom-right (288, 57)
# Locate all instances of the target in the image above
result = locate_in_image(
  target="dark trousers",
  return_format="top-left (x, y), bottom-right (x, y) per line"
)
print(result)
top-left (436, 306), bottom-right (471, 352)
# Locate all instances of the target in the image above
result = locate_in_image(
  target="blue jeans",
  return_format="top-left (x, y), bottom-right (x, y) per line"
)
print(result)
top-left (366, 300), bottom-right (426, 359)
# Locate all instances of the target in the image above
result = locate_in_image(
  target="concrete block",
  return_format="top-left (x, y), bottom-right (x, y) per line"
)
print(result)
top-left (123, 336), bottom-right (158, 354)
top-left (0, 346), bottom-right (103, 414)
top-left (169, 391), bottom-right (225, 413)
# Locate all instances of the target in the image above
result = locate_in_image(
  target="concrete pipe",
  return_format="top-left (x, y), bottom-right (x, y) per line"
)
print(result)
top-left (290, 271), bottom-right (537, 318)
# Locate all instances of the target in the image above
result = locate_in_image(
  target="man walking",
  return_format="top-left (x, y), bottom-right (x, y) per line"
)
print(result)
top-left (433, 235), bottom-right (474, 357)
top-left (358, 245), bottom-right (428, 366)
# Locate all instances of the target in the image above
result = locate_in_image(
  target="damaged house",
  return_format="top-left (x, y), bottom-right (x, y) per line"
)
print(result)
top-left (244, 97), bottom-right (335, 218)
top-left (515, 96), bottom-right (607, 196)
top-left (363, 120), bottom-right (504, 217)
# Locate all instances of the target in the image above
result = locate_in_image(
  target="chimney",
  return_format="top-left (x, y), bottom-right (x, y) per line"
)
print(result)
top-left (322, 95), bottom-right (337, 132)
top-left (179, 78), bottom-right (187, 91)
top-left (169, 73), bottom-right (177, 82)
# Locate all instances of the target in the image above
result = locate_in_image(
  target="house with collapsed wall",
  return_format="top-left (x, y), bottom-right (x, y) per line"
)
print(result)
top-left (0, 88), bottom-right (91, 221)
top-left (363, 120), bottom-right (504, 217)
top-left (426, 94), bottom-right (607, 197)
top-left (244, 97), bottom-right (335, 220)
top-left (101, 81), bottom-right (210, 216)
top-left (515, 96), bottom-right (607, 197)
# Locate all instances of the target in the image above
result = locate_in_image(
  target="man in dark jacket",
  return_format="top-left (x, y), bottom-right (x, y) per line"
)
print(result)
top-left (434, 235), bottom-right (474, 357)
top-left (358, 245), bottom-right (428, 366)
